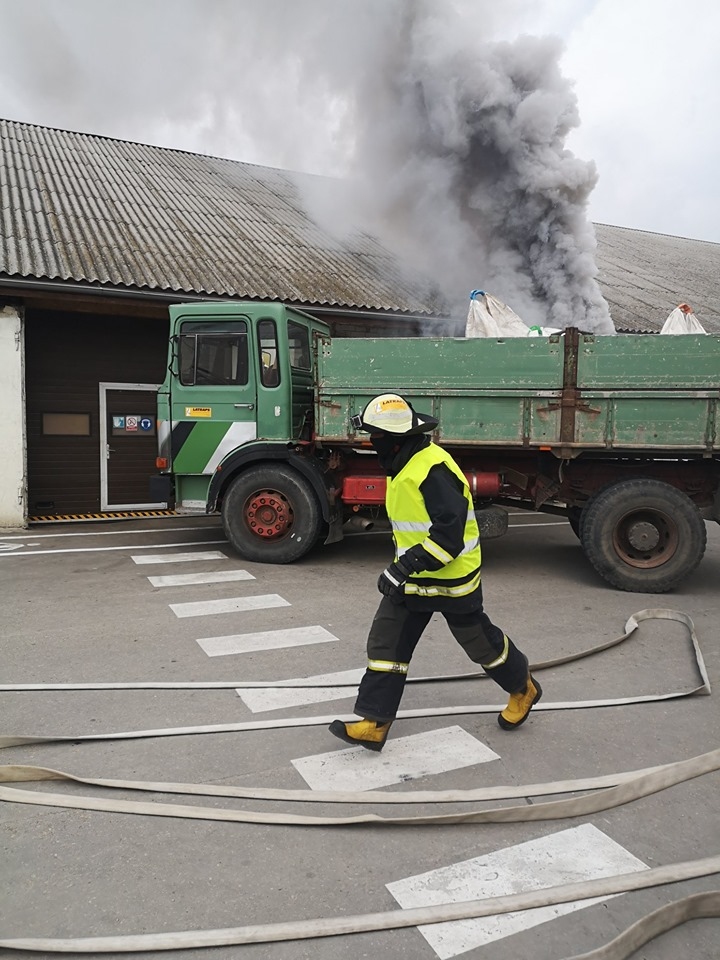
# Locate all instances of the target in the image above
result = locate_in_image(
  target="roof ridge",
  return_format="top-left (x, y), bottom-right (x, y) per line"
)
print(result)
top-left (594, 221), bottom-right (720, 248)
top-left (0, 115), bottom-right (297, 178)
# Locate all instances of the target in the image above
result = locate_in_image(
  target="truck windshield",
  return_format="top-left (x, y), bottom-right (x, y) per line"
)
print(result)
top-left (178, 320), bottom-right (249, 386)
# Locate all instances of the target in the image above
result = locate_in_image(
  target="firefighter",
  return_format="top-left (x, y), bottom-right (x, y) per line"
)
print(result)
top-left (329, 393), bottom-right (541, 752)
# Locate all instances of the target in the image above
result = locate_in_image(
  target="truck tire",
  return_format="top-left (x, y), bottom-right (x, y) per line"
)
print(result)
top-left (222, 465), bottom-right (322, 564)
top-left (580, 478), bottom-right (706, 593)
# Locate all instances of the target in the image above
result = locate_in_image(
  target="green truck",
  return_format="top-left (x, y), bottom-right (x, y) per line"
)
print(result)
top-left (152, 301), bottom-right (720, 593)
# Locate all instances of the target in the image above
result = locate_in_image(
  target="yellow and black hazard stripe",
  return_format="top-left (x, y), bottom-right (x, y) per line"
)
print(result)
top-left (28, 510), bottom-right (180, 524)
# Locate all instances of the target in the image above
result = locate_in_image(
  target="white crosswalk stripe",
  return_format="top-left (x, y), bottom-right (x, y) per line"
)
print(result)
top-left (131, 550), bottom-right (228, 564)
top-left (147, 570), bottom-right (255, 587)
top-left (170, 594), bottom-right (289, 618)
top-left (386, 824), bottom-right (649, 958)
top-left (237, 668), bottom-right (363, 712)
top-left (196, 624), bottom-right (338, 657)
top-left (292, 726), bottom-right (499, 792)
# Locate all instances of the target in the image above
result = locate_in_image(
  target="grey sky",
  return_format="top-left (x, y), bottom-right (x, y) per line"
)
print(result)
top-left (1, 0), bottom-right (716, 245)
top-left (0, 0), bottom-right (717, 330)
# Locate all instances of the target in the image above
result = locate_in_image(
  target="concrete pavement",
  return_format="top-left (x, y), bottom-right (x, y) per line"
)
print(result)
top-left (1, 515), bottom-right (719, 959)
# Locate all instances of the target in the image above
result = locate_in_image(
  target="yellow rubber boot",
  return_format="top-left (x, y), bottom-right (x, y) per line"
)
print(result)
top-left (498, 676), bottom-right (542, 730)
top-left (329, 718), bottom-right (392, 752)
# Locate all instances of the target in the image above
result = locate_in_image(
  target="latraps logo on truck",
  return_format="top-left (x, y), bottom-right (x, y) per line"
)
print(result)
top-left (185, 407), bottom-right (212, 418)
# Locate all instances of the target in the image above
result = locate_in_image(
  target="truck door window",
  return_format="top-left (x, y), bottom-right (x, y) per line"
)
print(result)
top-left (258, 319), bottom-right (280, 387)
top-left (178, 320), bottom-right (249, 386)
top-left (288, 321), bottom-right (311, 370)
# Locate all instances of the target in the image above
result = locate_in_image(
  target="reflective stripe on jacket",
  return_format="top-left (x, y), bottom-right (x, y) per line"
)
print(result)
top-left (386, 443), bottom-right (481, 598)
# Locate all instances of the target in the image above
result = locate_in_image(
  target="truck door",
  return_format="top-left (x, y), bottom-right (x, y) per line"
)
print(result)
top-left (169, 317), bottom-right (257, 497)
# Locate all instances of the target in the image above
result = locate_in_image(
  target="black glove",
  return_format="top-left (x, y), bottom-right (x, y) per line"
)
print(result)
top-left (377, 558), bottom-right (414, 603)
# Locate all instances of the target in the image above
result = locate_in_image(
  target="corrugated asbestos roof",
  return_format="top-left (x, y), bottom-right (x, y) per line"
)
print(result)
top-left (593, 223), bottom-right (720, 334)
top-left (0, 118), bottom-right (438, 315)
top-left (1, 118), bottom-right (719, 333)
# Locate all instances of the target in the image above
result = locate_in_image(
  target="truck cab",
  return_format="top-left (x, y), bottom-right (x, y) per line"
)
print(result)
top-left (153, 302), bottom-right (335, 558)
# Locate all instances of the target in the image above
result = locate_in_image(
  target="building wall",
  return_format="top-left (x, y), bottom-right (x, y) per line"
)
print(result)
top-left (24, 308), bottom-right (169, 515)
top-left (0, 306), bottom-right (26, 527)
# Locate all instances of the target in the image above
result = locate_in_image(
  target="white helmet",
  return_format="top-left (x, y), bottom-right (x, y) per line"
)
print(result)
top-left (351, 393), bottom-right (438, 435)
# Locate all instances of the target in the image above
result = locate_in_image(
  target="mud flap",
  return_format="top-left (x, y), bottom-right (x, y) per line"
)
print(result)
top-left (475, 506), bottom-right (509, 540)
top-left (323, 508), bottom-right (345, 545)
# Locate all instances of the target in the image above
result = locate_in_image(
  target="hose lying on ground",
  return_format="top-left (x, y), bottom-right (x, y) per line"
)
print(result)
top-left (0, 607), bottom-right (710, 692)
top-left (0, 609), bottom-right (710, 748)
top-left (0, 865), bottom-right (718, 954)
top-left (559, 892), bottom-right (720, 960)
top-left (1, 748), bottom-right (719, 826)
top-left (0, 609), bottom-right (715, 954)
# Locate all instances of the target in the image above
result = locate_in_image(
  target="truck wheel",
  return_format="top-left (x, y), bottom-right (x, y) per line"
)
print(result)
top-left (222, 465), bottom-right (322, 564)
top-left (580, 478), bottom-right (706, 592)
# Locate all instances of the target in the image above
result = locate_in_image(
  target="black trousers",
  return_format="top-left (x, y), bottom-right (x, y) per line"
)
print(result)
top-left (354, 593), bottom-right (529, 723)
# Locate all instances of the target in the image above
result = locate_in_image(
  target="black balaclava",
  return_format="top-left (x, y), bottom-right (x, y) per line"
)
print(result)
top-left (370, 433), bottom-right (400, 472)
top-left (371, 432), bottom-right (430, 476)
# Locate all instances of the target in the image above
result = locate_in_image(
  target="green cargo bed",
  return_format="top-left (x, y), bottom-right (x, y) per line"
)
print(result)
top-left (316, 334), bottom-right (720, 453)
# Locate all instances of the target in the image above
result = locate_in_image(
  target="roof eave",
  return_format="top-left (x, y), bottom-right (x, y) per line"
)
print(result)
top-left (0, 274), bottom-right (449, 324)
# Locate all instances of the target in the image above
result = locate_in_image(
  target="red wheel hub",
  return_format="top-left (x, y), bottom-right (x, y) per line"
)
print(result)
top-left (244, 490), bottom-right (294, 540)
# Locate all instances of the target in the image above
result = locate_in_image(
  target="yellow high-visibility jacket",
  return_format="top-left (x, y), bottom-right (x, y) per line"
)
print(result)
top-left (387, 443), bottom-right (481, 598)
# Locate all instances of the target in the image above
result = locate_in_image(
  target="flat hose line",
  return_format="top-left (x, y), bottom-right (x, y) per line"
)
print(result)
top-left (0, 609), bottom-right (711, 748)
top-left (0, 868), bottom-right (718, 954)
top-left (0, 607), bottom-right (709, 693)
top-left (0, 610), bottom-right (717, 955)
top-left (0, 747), bottom-right (719, 825)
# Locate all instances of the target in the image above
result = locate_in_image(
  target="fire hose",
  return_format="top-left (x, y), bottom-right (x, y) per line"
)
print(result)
top-left (0, 608), bottom-right (717, 955)
top-left (0, 607), bottom-right (710, 694)
top-left (0, 608), bottom-right (711, 747)
top-left (0, 870), bottom-right (718, 955)
top-left (1, 748), bottom-right (719, 826)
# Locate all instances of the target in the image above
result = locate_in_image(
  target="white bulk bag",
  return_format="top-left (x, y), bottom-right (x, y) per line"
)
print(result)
top-left (465, 290), bottom-right (531, 338)
top-left (659, 303), bottom-right (707, 334)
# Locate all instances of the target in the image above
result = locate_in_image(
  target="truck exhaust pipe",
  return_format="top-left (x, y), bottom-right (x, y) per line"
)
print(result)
top-left (344, 515), bottom-right (375, 532)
